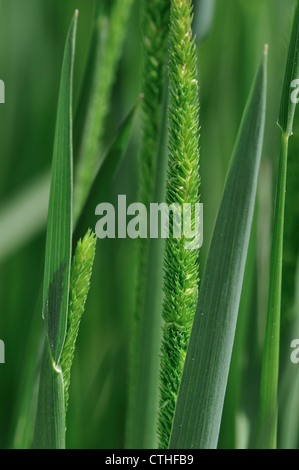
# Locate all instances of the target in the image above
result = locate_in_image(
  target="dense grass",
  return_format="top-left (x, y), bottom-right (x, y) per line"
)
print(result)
top-left (0, 0), bottom-right (299, 449)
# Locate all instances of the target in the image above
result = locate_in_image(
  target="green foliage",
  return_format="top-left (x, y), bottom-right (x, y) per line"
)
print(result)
top-left (34, 11), bottom-right (78, 449)
top-left (1, 0), bottom-right (299, 451)
top-left (74, 0), bottom-right (135, 219)
top-left (158, 0), bottom-right (200, 449)
top-left (170, 46), bottom-right (267, 449)
top-left (278, 0), bottom-right (299, 137)
top-left (138, 0), bottom-right (171, 209)
top-left (257, 0), bottom-right (299, 449)
top-left (126, 0), bottom-right (170, 450)
top-left (60, 229), bottom-right (97, 418)
top-left (74, 97), bottom-right (141, 241)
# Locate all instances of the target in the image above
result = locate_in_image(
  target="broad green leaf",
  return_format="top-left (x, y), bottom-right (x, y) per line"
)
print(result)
top-left (74, 96), bottom-right (141, 243)
top-left (278, 0), bottom-right (299, 137)
top-left (257, 1), bottom-right (299, 448)
top-left (169, 46), bottom-right (267, 449)
top-left (34, 11), bottom-right (78, 449)
top-left (42, 11), bottom-right (78, 364)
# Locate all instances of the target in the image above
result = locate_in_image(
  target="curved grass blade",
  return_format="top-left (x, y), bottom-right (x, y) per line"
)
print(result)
top-left (74, 0), bottom-right (135, 220)
top-left (0, 3), bottom-right (106, 265)
top-left (126, 0), bottom-right (170, 449)
top-left (34, 11), bottom-right (78, 449)
top-left (257, 0), bottom-right (299, 449)
top-left (74, 96), bottom-right (141, 243)
top-left (42, 11), bottom-right (77, 364)
top-left (169, 46), bottom-right (267, 449)
top-left (126, 76), bottom-right (169, 450)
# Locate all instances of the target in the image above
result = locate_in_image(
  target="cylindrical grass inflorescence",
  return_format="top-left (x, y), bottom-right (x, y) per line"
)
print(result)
top-left (60, 229), bottom-right (97, 420)
top-left (158, 0), bottom-right (200, 449)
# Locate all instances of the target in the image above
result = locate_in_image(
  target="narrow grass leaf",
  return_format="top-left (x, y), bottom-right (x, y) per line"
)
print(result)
top-left (126, 0), bottom-right (170, 449)
top-left (74, 0), bottom-right (135, 220)
top-left (257, 1), bottom-right (299, 448)
top-left (278, 0), bottom-right (299, 137)
top-left (42, 12), bottom-right (78, 364)
top-left (74, 96), bottom-right (141, 242)
top-left (34, 11), bottom-right (78, 449)
top-left (169, 46), bottom-right (267, 449)
top-left (127, 75), bottom-right (169, 450)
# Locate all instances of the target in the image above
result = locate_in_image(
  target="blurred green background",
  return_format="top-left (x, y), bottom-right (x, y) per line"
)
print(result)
top-left (0, 0), bottom-right (298, 449)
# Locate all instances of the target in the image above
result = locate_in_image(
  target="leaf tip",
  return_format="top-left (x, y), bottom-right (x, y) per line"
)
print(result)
top-left (264, 43), bottom-right (269, 56)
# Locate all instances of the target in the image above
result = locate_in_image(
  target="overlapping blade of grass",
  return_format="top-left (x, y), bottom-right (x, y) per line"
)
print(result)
top-left (279, 117), bottom-right (299, 449)
top-left (126, 0), bottom-right (170, 450)
top-left (74, 0), bottom-right (135, 220)
top-left (74, 96), bottom-right (141, 242)
top-left (33, 11), bottom-right (78, 449)
top-left (169, 46), bottom-right (267, 449)
top-left (257, 0), bottom-right (299, 449)
top-left (0, 2), bottom-right (108, 265)
top-left (11, 57), bottom-right (139, 454)
top-left (0, 0), bottom-right (133, 265)
top-left (127, 77), bottom-right (169, 450)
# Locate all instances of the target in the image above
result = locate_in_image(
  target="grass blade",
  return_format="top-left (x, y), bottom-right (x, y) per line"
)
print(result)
top-left (74, 0), bottom-right (135, 220)
top-left (126, 0), bottom-right (170, 449)
top-left (42, 11), bottom-right (77, 363)
top-left (34, 11), bottom-right (78, 449)
top-left (126, 77), bottom-right (169, 450)
top-left (74, 97), bottom-right (141, 243)
top-left (169, 46), bottom-right (267, 449)
top-left (257, 0), bottom-right (299, 449)
top-left (278, 0), bottom-right (299, 138)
